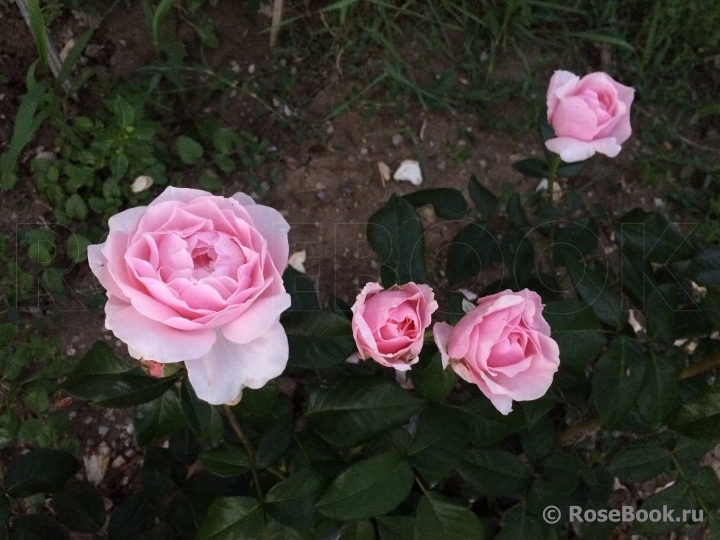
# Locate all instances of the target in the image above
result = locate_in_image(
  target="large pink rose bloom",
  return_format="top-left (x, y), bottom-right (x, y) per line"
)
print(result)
top-left (433, 289), bottom-right (559, 415)
top-left (545, 70), bottom-right (634, 163)
top-left (88, 187), bottom-right (291, 405)
top-left (351, 282), bottom-right (437, 371)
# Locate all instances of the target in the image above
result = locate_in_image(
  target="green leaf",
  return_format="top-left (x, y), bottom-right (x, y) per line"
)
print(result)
top-left (376, 516), bottom-right (414, 540)
top-left (70, 365), bottom-right (178, 409)
top-left (367, 195), bottom-right (426, 286)
top-left (495, 504), bottom-right (543, 540)
top-left (54, 483), bottom-right (106, 533)
top-left (3, 449), bottom-right (80, 498)
top-left (565, 257), bottom-right (627, 329)
top-left (506, 193), bottom-right (528, 227)
top-left (0, 66), bottom-right (48, 182)
top-left (282, 267), bottom-right (320, 313)
top-left (407, 407), bottom-right (468, 475)
top-left (176, 135), bottom-right (204, 165)
top-left (10, 514), bottom-right (69, 540)
top-left (672, 379), bottom-right (720, 441)
top-left (634, 481), bottom-right (695, 536)
top-left (543, 300), bottom-right (606, 367)
top-left (446, 223), bottom-right (498, 286)
top-left (557, 160), bottom-right (586, 178)
top-left (468, 175), bottom-right (498, 219)
top-left (199, 445), bottom-right (249, 477)
top-left (615, 209), bottom-right (695, 263)
top-left (414, 492), bottom-right (484, 540)
top-left (520, 416), bottom-right (555, 462)
top-left (458, 448), bottom-right (530, 498)
top-left (307, 378), bottom-right (423, 448)
top-left (195, 497), bottom-right (264, 540)
top-left (337, 521), bottom-right (376, 540)
top-left (403, 188), bottom-right (467, 219)
top-left (66, 234), bottom-right (91, 263)
top-left (636, 349), bottom-right (681, 426)
top-left (512, 158), bottom-right (549, 179)
top-left (552, 219), bottom-right (599, 263)
top-left (63, 341), bottom-right (128, 397)
top-left (65, 194), bottom-right (88, 221)
top-left (283, 312), bottom-right (355, 369)
top-left (315, 451), bottom-right (414, 520)
top-left (693, 466), bottom-right (720, 508)
top-left (134, 390), bottom-right (185, 446)
top-left (416, 352), bottom-right (458, 402)
top-left (266, 466), bottom-right (331, 530)
top-left (689, 248), bottom-right (720, 288)
top-left (501, 231), bottom-right (534, 288)
top-left (609, 444), bottom-right (671, 484)
top-left (591, 337), bottom-right (646, 429)
top-left (180, 378), bottom-right (223, 446)
top-left (107, 494), bottom-right (155, 540)
top-left (257, 410), bottom-right (293, 469)
top-left (461, 396), bottom-right (524, 447)
top-left (152, 0), bottom-right (181, 47)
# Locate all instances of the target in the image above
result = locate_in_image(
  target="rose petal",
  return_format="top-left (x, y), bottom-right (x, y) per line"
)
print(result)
top-left (243, 204), bottom-right (290, 272)
top-left (105, 297), bottom-right (216, 363)
top-left (221, 293), bottom-right (291, 344)
top-left (433, 322), bottom-right (453, 369)
top-left (185, 322), bottom-right (288, 404)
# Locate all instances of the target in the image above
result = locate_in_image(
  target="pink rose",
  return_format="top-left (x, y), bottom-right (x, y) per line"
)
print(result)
top-left (88, 187), bottom-right (291, 405)
top-left (351, 282), bottom-right (437, 371)
top-left (545, 70), bottom-right (634, 163)
top-left (433, 289), bottom-right (559, 415)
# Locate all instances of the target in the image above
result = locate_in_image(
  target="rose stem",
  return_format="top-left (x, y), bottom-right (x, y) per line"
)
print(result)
top-left (546, 153), bottom-right (563, 274)
top-left (223, 404), bottom-right (265, 503)
top-left (557, 352), bottom-right (720, 446)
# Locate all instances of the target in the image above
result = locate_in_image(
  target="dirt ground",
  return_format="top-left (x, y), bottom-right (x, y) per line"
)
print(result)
top-left (0, 2), bottom-right (704, 539)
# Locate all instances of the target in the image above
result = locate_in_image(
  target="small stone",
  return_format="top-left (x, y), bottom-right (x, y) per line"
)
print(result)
top-left (111, 456), bottom-right (126, 469)
top-left (391, 134), bottom-right (403, 146)
top-left (248, 64), bottom-right (255, 74)
top-left (98, 426), bottom-right (109, 437)
top-left (316, 190), bottom-right (327, 202)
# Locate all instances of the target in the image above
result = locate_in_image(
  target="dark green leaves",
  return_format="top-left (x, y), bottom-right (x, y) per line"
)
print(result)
top-left (512, 158), bottom-right (549, 179)
top-left (53, 483), bottom-right (107, 533)
top-left (407, 407), bottom-right (468, 475)
top-left (446, 223), bottom-right (497, 286)
top-left (414, 492), bottom-right (484, 540)
top-left (615, 209), bottom-right (695, 263)
top-left (403, 188), bottom-right (467, 219)
top-left (459, 448), bottom-right (530, 498)
top-left (284, 312), bottom-right (355, 369)
top-left (3, 449), bottom-right (80, 498)
top-left (367, 195), bottom-right (426, 286)
top-left (609, 444), bottom-right (671, 484)
top-left (307, 379), bottom-right (423, 447)
top-left (134, 390), bottom-right (185, 446)
top-left (636, 349), bottom-right (681, 426)
top-left (266, 466), bottom-right (332, 530)
top-left (592, 337), bottom-right (646, 429)
top-left (543, 300), bottom-right (606, 367)
top-left (195, 497), bottom-right (264, 540)
top-left (10, 514), bottom-right (70, 540)
top-left (64, 341), bottom-right (178, 408)
top-left (315, 452), bottom-right (414, 520)
top-left (176, 135), bottom-right (204, 165)
top-left (468, 175), bottom-right (498, 219)
top-left (198, 445), bottom-right (249, 477)
top-left (672, 379), bottom-right (720, 441)
top-left (565, 257), bottom-right (627, 329)
top-left (180, 379), bottom-right (223, 447)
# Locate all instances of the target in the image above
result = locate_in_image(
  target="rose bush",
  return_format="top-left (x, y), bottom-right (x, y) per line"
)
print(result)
top-left (545, 70), bottom-right (634, 163)
top-left (433, 289), bottom-right (559, 415)
top-left (350, 281), bottom-right (437, 371)
top-left (88, 186), bottom-right (291, 404)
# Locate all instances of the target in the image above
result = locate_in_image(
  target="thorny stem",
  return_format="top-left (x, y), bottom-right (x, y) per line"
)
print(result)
top-left (223, 405), bottom-right (264, 503)
top-left (558, 353), bottom-right (720, 446)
